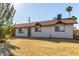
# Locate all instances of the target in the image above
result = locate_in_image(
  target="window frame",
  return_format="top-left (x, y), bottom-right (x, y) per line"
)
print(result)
top-left (35, 22), bottom-right (41, 32)
top-left (18, 28), bottom-right (24, 33)
top-left (55, 25), bottom-right (65, 32)
top-left (35, 26), bottom-right (41, 32)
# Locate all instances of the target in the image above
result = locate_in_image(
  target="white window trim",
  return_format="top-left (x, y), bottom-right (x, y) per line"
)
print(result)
top-left (55, 25), bottom-right (65, 32)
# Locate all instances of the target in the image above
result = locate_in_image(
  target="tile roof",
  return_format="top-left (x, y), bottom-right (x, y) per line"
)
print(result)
top-left (15, 18), bottom-right (77, 28)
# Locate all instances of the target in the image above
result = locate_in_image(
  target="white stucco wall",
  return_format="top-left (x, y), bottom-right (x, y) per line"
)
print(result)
top-left (15, 28), bottom-right (28, 37)
top-left (15, 24), bottom-right (74, 38)
top-left (51, 24), bottom-right (73, 38)
top-left (31, 24), bottom-right (73, 38)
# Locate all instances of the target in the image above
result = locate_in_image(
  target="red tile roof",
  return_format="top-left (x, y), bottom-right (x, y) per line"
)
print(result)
top-left (15, 18), bottom-right (77, 28)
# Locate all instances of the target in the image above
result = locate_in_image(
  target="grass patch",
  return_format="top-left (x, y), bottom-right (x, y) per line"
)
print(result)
top-left (6, 38), bottom-right (79, 56)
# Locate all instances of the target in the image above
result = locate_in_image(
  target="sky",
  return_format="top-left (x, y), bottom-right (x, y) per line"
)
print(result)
top-left (13, 3), bottom-right (79, 29)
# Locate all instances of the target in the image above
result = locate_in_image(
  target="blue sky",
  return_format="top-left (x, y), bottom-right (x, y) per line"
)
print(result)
top-left (13, 3), bottom-right (79, 28)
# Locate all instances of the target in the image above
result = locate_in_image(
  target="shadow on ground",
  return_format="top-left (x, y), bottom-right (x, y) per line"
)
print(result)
top-left (30, 38), bottom-right (79, 44)
top-left (0, 42), bottom-right (20, 56)
top-left (12, 36), bottom-right (79, 44)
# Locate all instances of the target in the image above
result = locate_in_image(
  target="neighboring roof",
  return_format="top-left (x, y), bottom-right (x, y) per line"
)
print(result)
top-left (15, 18), bottom-right (77, 28)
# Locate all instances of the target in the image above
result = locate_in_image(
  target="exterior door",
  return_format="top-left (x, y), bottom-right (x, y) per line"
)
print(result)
top-left (28, 28), bottom-right (31, 37)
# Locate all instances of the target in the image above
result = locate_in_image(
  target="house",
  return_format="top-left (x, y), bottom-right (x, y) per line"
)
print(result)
top-left (14, 15), bottom-right (77, 39)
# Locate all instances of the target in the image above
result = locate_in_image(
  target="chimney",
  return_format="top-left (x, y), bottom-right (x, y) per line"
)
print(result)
top-left (28, 17), bottom-right (31, 23)
top-left (57, 14), bottom-right (62, 20)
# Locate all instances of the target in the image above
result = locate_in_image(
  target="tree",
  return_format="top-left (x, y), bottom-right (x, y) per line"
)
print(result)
top-left (0, 3), bottom-right (16, 41)
top-left (66, 6), bottom-right (72, 18)
top-left (72, 16), bottom-right (77, 20)
top-left (0, 3), bottom-right (16, 56)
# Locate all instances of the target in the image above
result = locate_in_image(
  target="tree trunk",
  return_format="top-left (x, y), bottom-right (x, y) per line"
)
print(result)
top-left (0, 42), bottom-right (5, 56)
top-left (0, 42), bottom-right (10, 56)
top-left (69, 12), bottom-right (71, 18)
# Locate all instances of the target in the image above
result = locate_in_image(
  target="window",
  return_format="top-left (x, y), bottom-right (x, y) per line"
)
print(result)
top-left (19, 28), bottom-right (24, 33)
top-left (55, 26), bottom-right (65, 32)
top-left (55, 26), bottom-right (59, 32)
top-left (35, 27), bottom-right (41, 32)
top-left (60, 26), bottom-right (65, 31)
